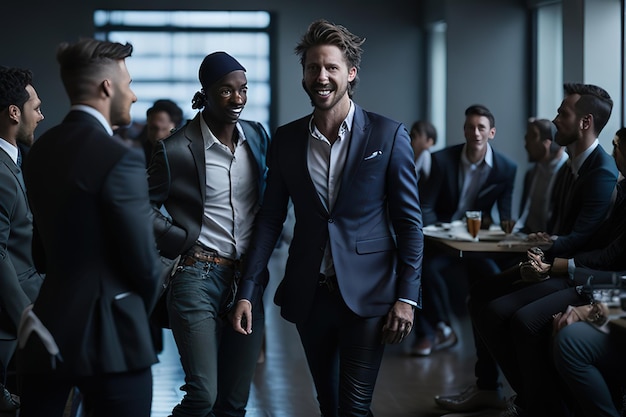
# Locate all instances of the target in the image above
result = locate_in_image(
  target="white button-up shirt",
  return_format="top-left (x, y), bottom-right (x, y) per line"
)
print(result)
top-left (197, 116), bottom-right (258, 260)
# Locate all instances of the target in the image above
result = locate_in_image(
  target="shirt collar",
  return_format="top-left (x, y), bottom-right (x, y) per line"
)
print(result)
top-left (70, 104), bottom-right (114, 136)
top-left (308, 100), bottom-right (355, 142)
top-left (0, 138), bottom-right (18, 165)
top-left (460, 143), bottom-right (493, 169)
top-left (569, 138), bottom-right (599, 175)
top-left (199, 113), bottom-right (246, 150)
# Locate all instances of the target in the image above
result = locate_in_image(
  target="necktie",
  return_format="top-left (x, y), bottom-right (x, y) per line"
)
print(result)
top-left (16, 150), bottom-right (22, 168)
top-left (550, 163), bottom-right (576, 235)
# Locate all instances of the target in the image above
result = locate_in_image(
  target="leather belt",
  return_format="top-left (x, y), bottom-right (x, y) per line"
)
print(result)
top-left (318, 273), bottom-right (337, 292)
top-left (182, 245), bottom-right (238, 269)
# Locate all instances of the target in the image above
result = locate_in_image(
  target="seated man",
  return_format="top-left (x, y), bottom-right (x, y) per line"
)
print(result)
top-left (553, 267), bottom-right (626, 417)
top-left (436, 83), bottom-right (618, 413)
top-left (514, 118), bottom-right (568, 235)
top-left (413, 104), bottom-right (516, 360)
top-left (468, 126), bottom-right (626, 417)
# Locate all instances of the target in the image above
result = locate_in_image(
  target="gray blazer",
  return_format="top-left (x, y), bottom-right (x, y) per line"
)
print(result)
top-left (0, 146), bottom-right (44, 341)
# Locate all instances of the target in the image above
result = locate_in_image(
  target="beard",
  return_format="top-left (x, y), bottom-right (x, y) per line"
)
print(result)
top-left (301, 80), bottom-right (349, 111)
top-left (16, 125), bottom-right (34, 147)
top-left (554, 130), bottom-right (577, 147)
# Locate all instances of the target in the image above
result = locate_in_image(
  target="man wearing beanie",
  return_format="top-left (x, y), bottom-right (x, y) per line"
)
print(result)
top-left (148, 51), bottom-right (270, 417)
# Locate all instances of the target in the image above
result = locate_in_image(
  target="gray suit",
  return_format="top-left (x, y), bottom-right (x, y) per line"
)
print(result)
top-left (0, 146), bottom-right (43, 374)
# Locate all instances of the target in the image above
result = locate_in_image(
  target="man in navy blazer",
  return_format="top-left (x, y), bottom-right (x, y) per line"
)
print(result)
top-left (0, 67), bottom-right (45, 412)
top-left (420, 105), bottom-right (517, 226)
top-left (19, 39), bottom-right (162, 417)
top-left (232, 20), bottom-right (423, 416)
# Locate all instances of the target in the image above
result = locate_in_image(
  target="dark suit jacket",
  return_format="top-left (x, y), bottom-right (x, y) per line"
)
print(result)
top-left (420, 143), bottom-right (517, 226)
top-left (0, 147), bottom-right (43, 340)
top-left (237, 104), bottom-right (424, 324)
top-left (20, 110), bottom-right (162, 376)
top-left (570, 180), bottom-right (626, 272)
top-left (547, 145), bottom-right (618, 258)
top-left (148, 114), bottom-right (270, 259)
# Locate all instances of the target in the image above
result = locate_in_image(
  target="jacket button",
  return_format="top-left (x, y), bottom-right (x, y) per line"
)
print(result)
top-left (328, 218), bottom-right (334, 223)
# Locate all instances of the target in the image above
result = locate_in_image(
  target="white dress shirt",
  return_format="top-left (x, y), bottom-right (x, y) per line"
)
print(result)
top-left (452, 143), bottom-right (494, 220)
top-left (307, 102), bottom-right (355, 276)
top-left (197, 117), bottom-right (258, 260)
top-left (0, 138), bottom-right (19, 166)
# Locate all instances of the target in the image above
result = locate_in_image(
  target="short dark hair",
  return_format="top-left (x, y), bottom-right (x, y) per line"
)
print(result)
top-left (563, 83), bottom-right (613, 136)
top-left (295, 19), bottom-right (365, 98)
top-left (57, 38), bottom-right (133, 101)
top-left (529, 118), bottom-right (560, 155)
top-left (147, 99), bottom-right (184, 128)
top-left (410, 120), bottom-right (438, 145)
top-left (0, 67), bottom-right (33, 111)
top-left (465, 104), bottom-right (495, 128)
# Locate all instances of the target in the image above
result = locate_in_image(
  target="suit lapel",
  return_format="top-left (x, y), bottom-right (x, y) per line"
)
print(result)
top-left (186, 115), bottom-right (207, 204)
top-left (332, 106), bottom-right (370, 214)
top-left (0, 148), bottom-right (27, 201)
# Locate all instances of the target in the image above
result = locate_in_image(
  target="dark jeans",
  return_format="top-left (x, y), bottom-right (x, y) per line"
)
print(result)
top-left (18, 367), bottom-right (153, 417)
top-left (296, 283), bottom-right (385, 417)
top-left (168, 260), bottom-right (265, 417)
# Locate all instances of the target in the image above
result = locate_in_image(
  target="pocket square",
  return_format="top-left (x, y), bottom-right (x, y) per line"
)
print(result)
top-left (364, 150), bottom-right (383, 161)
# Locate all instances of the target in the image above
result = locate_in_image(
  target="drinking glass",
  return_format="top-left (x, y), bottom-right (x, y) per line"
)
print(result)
top-left (465, 211), bottom-right (482, 241)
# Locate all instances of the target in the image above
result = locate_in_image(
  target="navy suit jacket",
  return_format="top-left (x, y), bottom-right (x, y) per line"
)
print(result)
top-left (237, 104), bottom-right (424, 324)
top-left (420, 143), bottom-right (517, 226)
top-left (570, 180), bottom-right (626, 272)
top-left (148, 113), bottom-right (270, 259)
top-left (21, 110), bottom-right (162, 376)
top-left (0, 147), bottom-right (43, 341)
top-left (547, 144), bottom-right (618, 258)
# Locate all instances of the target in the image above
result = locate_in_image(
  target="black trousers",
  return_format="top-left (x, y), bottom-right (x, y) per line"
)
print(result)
top-left (470, 268), bottom-right (581, 416)
top-left (18, 367), bottom-right (153, 417)
top-left (296, 282), bottom-right (385, 417)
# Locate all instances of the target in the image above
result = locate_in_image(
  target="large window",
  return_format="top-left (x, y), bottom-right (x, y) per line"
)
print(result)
top-left (425, 21), bottom-right (447, 150)
top-left (534, 2), bottom-right (563, 120)
top-left (94, 10), bottom-right (273, 133)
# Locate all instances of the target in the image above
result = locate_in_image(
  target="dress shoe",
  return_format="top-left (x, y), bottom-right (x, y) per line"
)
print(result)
top-left (435, 384), bottom-right (506, 412)
top-left (0, 384), bottom-right (19, 412)
top-left (433, 323), bottom-right (458, 352)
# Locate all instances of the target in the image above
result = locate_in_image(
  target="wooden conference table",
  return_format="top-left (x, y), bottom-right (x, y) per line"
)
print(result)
top-left (422, 221), bottom-right (552, 258)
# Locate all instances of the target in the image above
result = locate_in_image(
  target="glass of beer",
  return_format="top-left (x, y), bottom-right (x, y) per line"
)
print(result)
top-left (465, 211), bottom-right (482, 241)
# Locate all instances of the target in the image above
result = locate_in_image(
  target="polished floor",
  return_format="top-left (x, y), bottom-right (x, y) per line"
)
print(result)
top-left (150, 241), bottom-right (514, 417)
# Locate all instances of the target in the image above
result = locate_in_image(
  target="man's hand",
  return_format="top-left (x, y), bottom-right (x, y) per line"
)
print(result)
top-left (526, 247), bottom-right (551, 275)
top-left (231, 299), bottom-right (253, 335)
top-left (518, 246), bottom-right (551, 283)
top-left (552, 302), bottom-right (609, 334)
top-left (381, 301), bottom-right (414, 344)
top-left (526, 232), bottom-right (553, 244)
